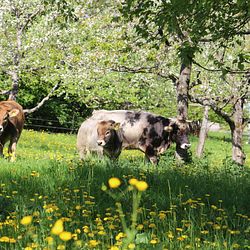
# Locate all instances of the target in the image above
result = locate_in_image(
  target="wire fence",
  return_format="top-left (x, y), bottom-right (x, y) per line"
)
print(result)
top-left (24, 117), bottom-right (81, 133)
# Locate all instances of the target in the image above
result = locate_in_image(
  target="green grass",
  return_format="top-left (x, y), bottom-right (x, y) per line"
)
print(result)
top-left (0, 129), bottom-right (249, 249)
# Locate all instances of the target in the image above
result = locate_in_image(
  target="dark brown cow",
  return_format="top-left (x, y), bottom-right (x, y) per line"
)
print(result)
top-left (0, 100), bottom-right (25, 161)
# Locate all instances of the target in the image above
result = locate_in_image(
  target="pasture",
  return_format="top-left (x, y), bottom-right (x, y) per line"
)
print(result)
top-left (0, 129), bottom-right (249, 249)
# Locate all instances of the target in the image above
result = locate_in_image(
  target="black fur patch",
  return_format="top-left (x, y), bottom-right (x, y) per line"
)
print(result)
top-left (151, 137), bottom-right (162, 147)
top-left (125, 111), bottom-right (141, 126)
top-left (145, 145), bottom-right (156, 157)
top-left (139, 136), bottom-right (147, 146)
top-left (139, 128), bottom-right (148, 146)
top-left (162, 118), bottom-right (171, 126)
top-left (147, 115), bottom-right (165, 125)
top-left (134, 112), bottom-right (141, 121)
top-left (149, 127), bottom-right (158, 138)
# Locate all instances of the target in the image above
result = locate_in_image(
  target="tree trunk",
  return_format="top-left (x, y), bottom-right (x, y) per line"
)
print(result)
top-left (175, 61), bottom-right (192, 161)
top-left (231, 98), bottom-right (245, 165)
top-left (8, 18), bottom-right (22, 100)
top-left (196, 105), bottom-right (209, 158)
top-left (8, 71), bottom-right (19, 101)
top-left (176, 63), bottom-right (191, 120)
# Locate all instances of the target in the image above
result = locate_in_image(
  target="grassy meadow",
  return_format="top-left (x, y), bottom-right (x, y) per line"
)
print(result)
top-left (0, 129), bottom-right (249, 249)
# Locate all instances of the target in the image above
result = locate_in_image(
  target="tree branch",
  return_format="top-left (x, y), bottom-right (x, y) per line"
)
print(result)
top-left (192, 59), bottom-right (250, 74)
top-left (0, 89), bottom-right (12, 96)
top-left (20, 7), bottom-right (44, 34)
top-left (188, 94), bottom-right (233, 126)
top-left (23, 81), bottom-right (60, 114)
top-left (189, 71), bottom-right (202, 89)
top-left (111, 65), bottom-right (178, 82)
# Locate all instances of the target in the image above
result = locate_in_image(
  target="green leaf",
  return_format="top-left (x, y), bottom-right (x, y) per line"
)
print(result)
top-left (135, 233), bottom-right (149, 244)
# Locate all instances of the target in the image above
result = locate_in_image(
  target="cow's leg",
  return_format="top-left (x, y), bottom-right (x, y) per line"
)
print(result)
top-left (96, 150), bottom-right (103, 158)
top-left (79, 148), bottom-right (86, 160)
top-left (145, 145), bottom-right (159, 165)
top-left (0, 141), bottom-right (4, 157)
top-left (8, 138), bottom-right (18, 162)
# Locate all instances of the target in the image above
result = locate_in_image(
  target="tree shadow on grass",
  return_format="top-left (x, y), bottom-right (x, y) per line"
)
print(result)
top-left (0, 155), bottom-right (250, 219)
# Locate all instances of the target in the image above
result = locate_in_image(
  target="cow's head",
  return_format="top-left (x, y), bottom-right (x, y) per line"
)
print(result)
top-left (96, 120), bottom-right (120, 147)
top-left (164, 119), bottom-right (191, 150)
top-left (0, 108), bottom-right (19, 135)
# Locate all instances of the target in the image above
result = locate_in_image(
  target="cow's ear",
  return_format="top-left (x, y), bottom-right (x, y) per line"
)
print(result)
top-left (8, 109), bottom-right (19, 118)
top-left (164, 125), bottom-right (173, 132)
top-left (113, 122), bottom-right (120, 131)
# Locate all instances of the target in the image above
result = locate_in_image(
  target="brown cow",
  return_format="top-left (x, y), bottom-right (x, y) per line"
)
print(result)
top-left (96, 120), bottom-right (122, 159)
top-left (0, 100), bottom-right (25, 161)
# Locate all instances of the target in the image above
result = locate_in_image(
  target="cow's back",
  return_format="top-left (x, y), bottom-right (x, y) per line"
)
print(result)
top-left (0, 100), bottom-right (25, 132)
top-left (90, 110), bottom-right (167, 149)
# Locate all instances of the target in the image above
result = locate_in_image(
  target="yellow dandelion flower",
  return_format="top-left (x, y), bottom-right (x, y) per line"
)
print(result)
top-left (33, 211), bottom-right (40, 217)
top-left (232, 243), bottom-right (240, 249)
top-left (88, 240), bottom-right (99, 247)
top-left (24, 247), bottom-right (32, 250)
top-left (159, 213), bottom-right (166, 220)
top-left (72, 233), bottom-right (78, 240)
top-left (228, 230), bottom-right (240, 235)
top-left (110, 246), bottom-right (119, 250)
top-left (136, 224), bottom-right (144, 230)
top-left (176, 227), bottom-right (183, 232)
top-left (108, 224), bottom-right (116, 230)
top-left (20, 216), bottom-right (33, 226)
top-left (57, 245), bottom-right (66, 250)
top-left (46, 236), bottom-right (54, 244)
top-left (9, 238), bottom-right (16, 243)
top-left (213, 224), bottom-right (221, 230)
top-left (108, 178), bottom-right (121, 189)
top-left (129, 178), bottom-right (138, 186)
top-left (51, 219), bottom-right (64, 235)
top-left (201, 230), bottom-right (209, 234)
top-left (177, 235), bottom-right (188, 241)
top-left (59, 231), bottom-right (72, 241)
top-left (75, 240), bottom-right (83, 247)
top-left (149, 223), bottom-right (156, 228)
top-left (83, 226), bottom-right (89, 233)
top-left (98, 230), bottom-right (106, 235)
top-left (75, 205), bottom-right (81, 210)
top-left (115, 232), bottom-right (125, 241)
top-left (167, 231), bottom-right (174, 239)
top-left (128, 243), bottom-right (136, 249)
top-left (135, 181), bottom-right (148, 191)
top-left (88, 232), bottom-right (95, 237)
top-left (0, 236), bottom-right (16, 243)
top-left (150, 239), bottom-right (158, 244)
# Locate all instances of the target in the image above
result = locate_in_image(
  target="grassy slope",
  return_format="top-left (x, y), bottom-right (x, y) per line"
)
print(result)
top-left (0, 129), bottom-right (249, 249)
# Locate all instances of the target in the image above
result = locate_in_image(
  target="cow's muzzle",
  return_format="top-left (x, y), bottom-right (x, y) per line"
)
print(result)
top-left (97, 140), bottom-right (106, 146)
top-left (180, 143), bottom-right (191, 150)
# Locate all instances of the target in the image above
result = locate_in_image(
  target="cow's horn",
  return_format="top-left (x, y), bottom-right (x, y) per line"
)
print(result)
top-left (8, 109), bottom-right (20, 118)
top-left (113, 122), bottom-right (120, 131)
top-left (164, 125), bottom-right (173, 132)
